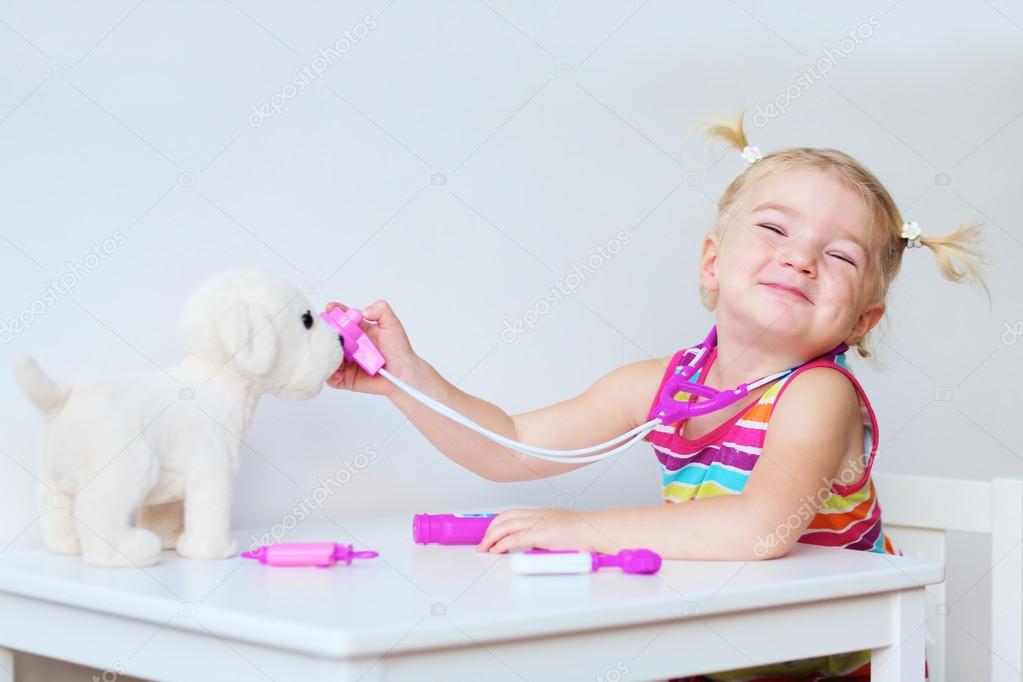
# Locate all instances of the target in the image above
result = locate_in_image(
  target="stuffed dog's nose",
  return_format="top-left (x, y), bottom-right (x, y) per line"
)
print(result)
top-left (338, 335), bottom-right (344, 348)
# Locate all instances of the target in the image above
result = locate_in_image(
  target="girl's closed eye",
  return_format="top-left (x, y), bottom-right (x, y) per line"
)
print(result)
top-left (758, 224), bottom-right (858, 267)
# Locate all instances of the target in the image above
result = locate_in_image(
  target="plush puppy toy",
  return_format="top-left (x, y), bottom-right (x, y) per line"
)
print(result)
top-left (12, 269), bottom-right (343, 567)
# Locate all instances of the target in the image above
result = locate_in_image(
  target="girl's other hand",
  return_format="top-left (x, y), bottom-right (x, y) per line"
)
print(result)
top-left (475, 508), bottom-right (601, 554)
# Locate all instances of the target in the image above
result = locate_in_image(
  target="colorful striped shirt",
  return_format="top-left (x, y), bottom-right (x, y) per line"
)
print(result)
top-left (647, 343), bottom-right (900, 681)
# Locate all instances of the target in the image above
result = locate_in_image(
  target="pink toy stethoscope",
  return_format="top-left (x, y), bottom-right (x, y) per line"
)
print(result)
top-left (321, 308), bottom-right (847, 464)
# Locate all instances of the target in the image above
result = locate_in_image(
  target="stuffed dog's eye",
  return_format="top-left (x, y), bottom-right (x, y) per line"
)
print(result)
top-left (302, 311), bottom-right (313, 329)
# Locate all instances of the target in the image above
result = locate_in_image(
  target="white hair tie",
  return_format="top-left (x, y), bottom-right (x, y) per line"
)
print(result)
top-left (741, 145), bottom-right (763, 165)
top-left (901, 220), bottom-right (923, 249)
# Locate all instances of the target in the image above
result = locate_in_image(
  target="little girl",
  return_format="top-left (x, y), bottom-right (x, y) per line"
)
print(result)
top-left (325, 111), bottom-right (988, 680)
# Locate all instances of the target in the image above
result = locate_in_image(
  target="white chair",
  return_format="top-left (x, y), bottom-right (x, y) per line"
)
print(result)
top-left (873, 473), bottom-right (1023, 682)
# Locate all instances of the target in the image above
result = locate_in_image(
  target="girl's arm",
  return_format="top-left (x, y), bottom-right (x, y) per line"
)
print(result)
top-left (325, 299), bottom-right (669, 483)
top-left (390, 353), bottom-right (668, 482)
top-left (479, 367), bottom-right (864, 560)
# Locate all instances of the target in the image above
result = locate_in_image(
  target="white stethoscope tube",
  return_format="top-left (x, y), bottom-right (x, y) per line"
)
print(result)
top-left (378, 368), bottom-right (662, 463)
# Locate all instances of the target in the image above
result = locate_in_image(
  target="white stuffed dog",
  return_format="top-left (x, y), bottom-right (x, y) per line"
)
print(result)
top-left (12, 269), bottom-right (343, 567)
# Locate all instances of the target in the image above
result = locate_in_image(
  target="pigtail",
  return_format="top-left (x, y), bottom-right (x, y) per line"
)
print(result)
top-left (689, 109), bottom-right (749, 156)
top-left (918, 222), bottom-right (991, 304)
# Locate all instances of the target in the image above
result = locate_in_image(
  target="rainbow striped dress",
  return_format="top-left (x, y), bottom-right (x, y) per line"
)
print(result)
top-left (646, 343), bottom-right (900, 681)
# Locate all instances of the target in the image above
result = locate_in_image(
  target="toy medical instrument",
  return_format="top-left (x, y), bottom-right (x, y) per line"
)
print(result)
top-left (510, 548), bottom-right (662, 575)
top-left (413, 513), bottom-right (496, 545)
top-left (322, 308), bottom-right (847, 464)
top-left (241, 542), bottom-right (378, 567)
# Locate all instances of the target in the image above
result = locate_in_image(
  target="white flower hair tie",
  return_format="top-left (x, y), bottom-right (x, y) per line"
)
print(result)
top-left (741, 145), bottom-right (763, 165)
top-left (901, 220), bottom-right (923, 249)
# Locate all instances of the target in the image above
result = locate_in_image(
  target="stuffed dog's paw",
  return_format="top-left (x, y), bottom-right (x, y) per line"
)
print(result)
top-left (43, 531), bottom-right (81, 555)
top-left (40, 511), bottom-right (81, 555)
top-left (118, 528), bottom-right (163, 566)
top-left (81, 528), bottom-right (162, 567)
top-left (176, 532), bottom-right (238, 560)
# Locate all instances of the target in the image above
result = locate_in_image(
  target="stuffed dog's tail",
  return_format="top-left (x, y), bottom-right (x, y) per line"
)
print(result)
top-left (13, 356), bottom-right (68, 415)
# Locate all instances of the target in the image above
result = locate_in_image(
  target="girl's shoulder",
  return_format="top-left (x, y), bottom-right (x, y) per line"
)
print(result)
top-left (614, 353), bottom-right (680, 428)
top-left (768, 364), bottom-right (874, 490)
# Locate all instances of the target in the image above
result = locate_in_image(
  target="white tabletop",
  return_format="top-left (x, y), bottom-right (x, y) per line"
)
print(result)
top-left (0, 513), bottom-right (943, 664)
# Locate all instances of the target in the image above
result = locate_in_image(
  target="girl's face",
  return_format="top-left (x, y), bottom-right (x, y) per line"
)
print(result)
top-left (700, 168), bottom-right (885, 354)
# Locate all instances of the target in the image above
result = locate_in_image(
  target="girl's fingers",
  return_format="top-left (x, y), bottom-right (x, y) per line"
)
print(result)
top-left (326, 371), bottom-right (346, 390)
top-left (362, 300), bottom-right (388, 322)
top-left (487, 511), bottom-right (524, 533)
top-left (489, 511), bottom-right (537, 535)
top-left (365, 301), bottom-right (407, 335)
top-left (507, 515), bottom-right (552, 549)
top-left (478, 522), bottom-right (505, 551)
top-left (479, 519), bottom-right (534, 552)
top-left (478, 514), bottom-right (521, 551)
top-left (490, 533), bottom-right (526, 554)
top-left (477, 531), bottom-right (500, 552)
top-left (499, 511), bottom-right (542, 533)
top-left (327, 362), bottom-right (359, 390)
top-left (478, 527), bottom-right (503, 552)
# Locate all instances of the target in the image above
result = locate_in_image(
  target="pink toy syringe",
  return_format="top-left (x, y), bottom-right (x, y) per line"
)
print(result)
top-left (242, 543), bottom-right (378, 568)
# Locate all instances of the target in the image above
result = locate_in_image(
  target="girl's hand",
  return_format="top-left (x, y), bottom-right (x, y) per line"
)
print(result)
top-left (476, 508), bottom-right (602, 554)
top-left (324, 299), bottom-right (420, 396)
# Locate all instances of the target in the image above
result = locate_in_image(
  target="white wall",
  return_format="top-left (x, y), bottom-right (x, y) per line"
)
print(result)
top-left (1, 1), bottom-right (1020, 680)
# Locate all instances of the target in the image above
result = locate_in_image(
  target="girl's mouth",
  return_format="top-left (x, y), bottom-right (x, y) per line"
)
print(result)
top-left (762, 283), bottom-right (811, 303)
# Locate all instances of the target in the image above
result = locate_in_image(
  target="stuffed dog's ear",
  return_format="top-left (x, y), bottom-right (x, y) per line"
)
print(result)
top-left (217, 302), bottom-right (278, 376)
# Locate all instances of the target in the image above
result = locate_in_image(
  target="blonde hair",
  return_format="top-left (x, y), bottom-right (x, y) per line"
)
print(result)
top-left (690, 109), bottom-right (991, 360)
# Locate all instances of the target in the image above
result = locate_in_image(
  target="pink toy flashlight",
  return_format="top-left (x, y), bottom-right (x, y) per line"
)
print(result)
top-left (241, 543), bottom-right (378, 567)
top-left (413, 513), bottom-right (497, 545)
top-left (320, 307), bottom-right (386, 376)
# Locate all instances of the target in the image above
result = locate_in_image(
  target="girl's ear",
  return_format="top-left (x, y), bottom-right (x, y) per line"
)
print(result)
top-left (847, 301), bottom-right (885, 346)
top-left (699, 233), bottom-right (721, 296)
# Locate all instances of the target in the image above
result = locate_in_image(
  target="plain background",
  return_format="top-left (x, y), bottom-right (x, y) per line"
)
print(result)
top-left (1, 1), bottom-right (1021, 680)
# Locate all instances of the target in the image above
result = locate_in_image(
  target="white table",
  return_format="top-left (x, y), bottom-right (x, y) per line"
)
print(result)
top-left (0, 514), bottom-right (943, 682)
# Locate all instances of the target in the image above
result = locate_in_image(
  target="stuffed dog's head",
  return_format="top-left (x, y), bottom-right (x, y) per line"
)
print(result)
top-left (178, 269), bottom-right (343, 400)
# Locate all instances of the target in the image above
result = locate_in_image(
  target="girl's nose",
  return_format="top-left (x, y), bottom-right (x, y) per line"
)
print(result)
top-left (780, 241), bottom-right (816, 275)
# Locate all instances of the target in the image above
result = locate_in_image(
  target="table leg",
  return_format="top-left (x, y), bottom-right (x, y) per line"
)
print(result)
top-left (871, 589), bottom-right (927, 682)
top-left (0, 646), bottom-right (12, 682)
